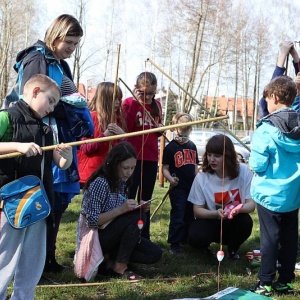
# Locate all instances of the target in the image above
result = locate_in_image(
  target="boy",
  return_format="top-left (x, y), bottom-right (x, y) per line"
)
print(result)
top-left (249, 76), bottom-right (300, 296)
top-left (0, 74), bottom-right (73, 300)
top-left (162, 113), bottom-right (199, 254)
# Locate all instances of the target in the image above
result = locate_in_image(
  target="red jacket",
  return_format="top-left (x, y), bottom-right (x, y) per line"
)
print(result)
top-left (122, 97), bottom-right (162, 161)
top-left (77, 111), bottom-right (118, 186)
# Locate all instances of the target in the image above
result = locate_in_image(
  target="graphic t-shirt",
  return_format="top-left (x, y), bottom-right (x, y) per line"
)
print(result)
top-left (188, 163), bottom-right (253, 210)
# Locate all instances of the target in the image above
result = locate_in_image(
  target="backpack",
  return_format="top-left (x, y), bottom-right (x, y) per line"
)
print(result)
top-left (2, 46), bottom-right (63, 109)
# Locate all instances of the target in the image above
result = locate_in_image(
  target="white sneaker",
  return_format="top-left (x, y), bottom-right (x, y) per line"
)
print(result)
top-left (295, 262), bottom-right (300, 271)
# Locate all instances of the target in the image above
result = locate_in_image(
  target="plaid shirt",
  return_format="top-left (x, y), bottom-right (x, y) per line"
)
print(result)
top-left (81, 177), bottom-right (128, 228)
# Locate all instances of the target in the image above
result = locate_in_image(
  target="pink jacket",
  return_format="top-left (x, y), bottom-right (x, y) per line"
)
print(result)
top-left (74, 214), bottom-right (104, 281)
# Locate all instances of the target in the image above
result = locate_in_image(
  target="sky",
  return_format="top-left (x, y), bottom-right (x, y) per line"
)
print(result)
top-left (39, 0), bottom-right (300, 98)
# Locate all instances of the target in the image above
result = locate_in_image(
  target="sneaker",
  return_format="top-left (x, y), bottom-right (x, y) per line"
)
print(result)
top-left (252, 282), bottom-right (273, 296)
top-left (295, 261), bottom-right (300, 271)
top-left (170, 244), bottom-right (184, 254)
top-left (272, 281), bottom-right (294, 294)
top-left (228, 250), bottom-right (240, 260)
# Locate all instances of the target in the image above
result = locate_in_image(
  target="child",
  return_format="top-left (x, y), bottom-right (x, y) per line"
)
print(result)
top-left (0, 74), bottom-right (73, 300)
top-left (162, 113), bottom-right (199, 254)
top-left (80, 141), bottom-right (162, 280)
top-left (249, 76), bottom-right (300, 296)
top-left (78, 82), bottom-right (126, 188)
top-left (122, 71), bottom-right (163, 240)
top-left (188, 134), bottom-right (255, 259)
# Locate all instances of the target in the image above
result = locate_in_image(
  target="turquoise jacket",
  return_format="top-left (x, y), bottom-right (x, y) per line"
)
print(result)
top-left (249, 109), bottom-right (300, 212)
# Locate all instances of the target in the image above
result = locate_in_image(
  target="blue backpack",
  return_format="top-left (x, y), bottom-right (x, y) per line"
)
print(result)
top-left (3, 46), bottom-right (63, 108)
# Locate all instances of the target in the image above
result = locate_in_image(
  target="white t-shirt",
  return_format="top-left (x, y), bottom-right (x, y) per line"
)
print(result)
top-left (188, 163), bottom-right (253, 211)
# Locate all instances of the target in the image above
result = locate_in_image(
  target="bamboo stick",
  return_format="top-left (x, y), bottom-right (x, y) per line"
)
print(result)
top-left (111, 44), bottom-right (121, 123)
top-left (0, 115), bottom-right (228, 160)
top-left (146, 58), bottom-right (251, 152)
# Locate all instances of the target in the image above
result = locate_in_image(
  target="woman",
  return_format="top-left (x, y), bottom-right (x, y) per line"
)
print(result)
top-left (122, 71), bottom-right (162, 240)
top-left (78, 82), bottom-right (126, 188)
top-left (188, 134), bottom-right (255, 259)
top-left (80, 141), bottom-right (162, 279)
top-left (10, 14), bottom-right (93, 272)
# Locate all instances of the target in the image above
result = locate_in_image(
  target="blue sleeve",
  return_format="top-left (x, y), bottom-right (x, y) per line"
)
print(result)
top-left (248, 126), bottom-right (270, 173)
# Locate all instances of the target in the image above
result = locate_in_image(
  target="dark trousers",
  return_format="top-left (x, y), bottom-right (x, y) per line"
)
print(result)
top-left (168, 188), bottom-right (194, 245)
top-left (128, 160), bottom-right (158, 240)
top-left (46, 192), bottom-right (69, 256)
top-left (257, 203), bottom-right (298, 284)
top-left (98, 209), bottom-right (162, 265)
top-left (188, 213), bottom-right (253, 252)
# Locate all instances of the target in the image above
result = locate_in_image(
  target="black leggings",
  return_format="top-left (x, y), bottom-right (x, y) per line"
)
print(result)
top-left (188, 213), bottom-right (253, 252)
top-left (98, 209), bottom-right (162, 265)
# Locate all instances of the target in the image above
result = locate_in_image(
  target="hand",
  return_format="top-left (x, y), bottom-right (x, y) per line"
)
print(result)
top-left (107, 123), bottom-right (125, 135)
top-left (279, 41), bottom-right (294, 56)
top-left (216, 208), bottom-right (225, 219)
top-left (55, 143), bottom-right (73, 161)
top-left (121, 199), bottom-right (137, 212)
top-left (169, 176), bottom-right (179, 187)
top-left (17, 142), bottom-right (42, 157)
top-left (133, 86), bottom-right (142, 101)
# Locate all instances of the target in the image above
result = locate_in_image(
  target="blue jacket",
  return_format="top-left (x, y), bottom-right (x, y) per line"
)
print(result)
top-left (249, 109), bottom-right (300, 212)
top-left (259, 63), bottom-right (300, 117)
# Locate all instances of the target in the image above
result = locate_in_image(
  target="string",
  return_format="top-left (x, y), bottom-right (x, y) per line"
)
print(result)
top-left (216, 132), bottom-right (227, 298)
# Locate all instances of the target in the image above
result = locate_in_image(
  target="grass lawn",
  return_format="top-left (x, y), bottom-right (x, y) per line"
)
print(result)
top-left (23, 180), bottom-right (300, 299)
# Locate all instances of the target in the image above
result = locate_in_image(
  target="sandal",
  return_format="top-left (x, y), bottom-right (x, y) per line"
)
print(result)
top-left (108, 268), bottom-right (144, 280)
top-left (123, 269), bottom-right (144, 280)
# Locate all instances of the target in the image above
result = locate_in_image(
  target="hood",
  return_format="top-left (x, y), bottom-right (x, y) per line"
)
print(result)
top-left (14, 40), bottom-right (54, 71)
top-left (257, 110), bottom-right (300, 153)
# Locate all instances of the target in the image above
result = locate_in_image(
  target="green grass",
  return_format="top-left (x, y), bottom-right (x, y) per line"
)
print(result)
top-left (21, 181), bottom-right (300, 299)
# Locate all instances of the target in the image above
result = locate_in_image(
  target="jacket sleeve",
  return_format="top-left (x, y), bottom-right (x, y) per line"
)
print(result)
top-left (19, 52), bottom-right (47, 94)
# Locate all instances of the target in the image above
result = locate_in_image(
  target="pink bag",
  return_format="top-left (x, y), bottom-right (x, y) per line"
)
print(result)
top-left (74, 214), bottom-right (104, 281)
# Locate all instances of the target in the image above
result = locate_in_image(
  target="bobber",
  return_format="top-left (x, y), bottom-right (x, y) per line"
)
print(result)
top-left (137, 220), bottom-right (144, 229)
top-left (217, 250), bottom-right (224, 262)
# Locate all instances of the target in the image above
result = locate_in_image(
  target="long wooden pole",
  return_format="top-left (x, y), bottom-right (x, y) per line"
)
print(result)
top-left (0, 115), bottom-right (228, 160)
top-left (146, 58), bottom-right (251, 152)
top-left (111, 44), bottom-right (121, 123)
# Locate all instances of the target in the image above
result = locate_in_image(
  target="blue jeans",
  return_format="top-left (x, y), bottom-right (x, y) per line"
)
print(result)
top-left (168, 188), bottom-right (194, 245)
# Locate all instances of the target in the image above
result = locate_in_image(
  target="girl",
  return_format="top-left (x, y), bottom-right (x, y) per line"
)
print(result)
top-left (122, 72), bottom-right (163, 240)
top-left (78, 82), bottom-right (126, 187)
top-left (188, 134), bottom-right (255, 259)
top-left (80, 141), bottom-right (162, 279)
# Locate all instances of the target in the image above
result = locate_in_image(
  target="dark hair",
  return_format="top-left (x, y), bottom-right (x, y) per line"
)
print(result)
top-left (202, 134), bottom-right (239, 179)
top-left (84, 141), bottom-right (137, 192)
top-left (263, 76), bottom-right (297, 105)
top-left (136, 71), bottom-right (160, 117)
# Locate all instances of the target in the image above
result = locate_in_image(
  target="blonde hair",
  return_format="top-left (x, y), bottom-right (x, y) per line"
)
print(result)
top-left (23, 74), bottom-right (60, 97)
top-left (88, 82), bottom-right (126, 131)
top-left (44, 14), bottom-right (83, 51)
top-left (172, 112), bottom-right (193, 132)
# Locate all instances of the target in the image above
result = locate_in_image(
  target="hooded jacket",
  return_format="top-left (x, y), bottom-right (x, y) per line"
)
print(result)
top-left (249, 108), bottom-right (300, 212)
